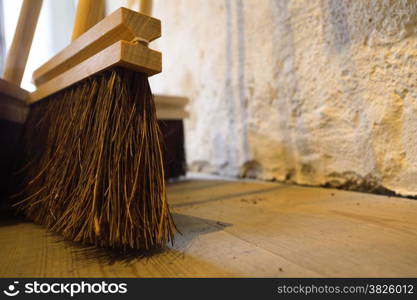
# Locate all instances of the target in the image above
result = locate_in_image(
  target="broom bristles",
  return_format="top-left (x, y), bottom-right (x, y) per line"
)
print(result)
top-left (13, 67), bottom-right (175, 250)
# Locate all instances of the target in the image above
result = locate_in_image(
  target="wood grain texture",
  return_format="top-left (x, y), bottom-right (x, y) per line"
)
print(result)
top-left (2, 0), bottom-right (42, 85)
top-left (29, 41), bottom-right (161, 103)
top-left (1, 179), bottom-right (416, 277)
top-left (33, 8), bottom-right (161, 86)
top-left (71, 0), bottom-right (105, 41)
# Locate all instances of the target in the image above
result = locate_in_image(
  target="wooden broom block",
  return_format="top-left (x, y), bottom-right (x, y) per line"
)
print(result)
top-left (29, 41), bottom-right (161, 103)
top-left (33, 7), bottom-right (161, 86)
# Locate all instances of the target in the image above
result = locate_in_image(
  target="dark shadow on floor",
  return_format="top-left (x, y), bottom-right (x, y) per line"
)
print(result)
top-left (48, 213), bottom-right (232, 266)
top-left (171, 185), bottom-right (285, 208)
top-left (0, 208), bottom-right (28, 227)
top-left (167, 180), bottom-right (229, 193)
top-left (162, 213), bottom-right (233, 261)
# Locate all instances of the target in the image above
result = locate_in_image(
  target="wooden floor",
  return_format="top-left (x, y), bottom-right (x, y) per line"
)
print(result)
top-left (1, 178), bottom-right (416, 277)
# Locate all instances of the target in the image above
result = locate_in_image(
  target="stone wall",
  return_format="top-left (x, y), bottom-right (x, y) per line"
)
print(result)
top-left (150, 0), bottom-right (417, 196)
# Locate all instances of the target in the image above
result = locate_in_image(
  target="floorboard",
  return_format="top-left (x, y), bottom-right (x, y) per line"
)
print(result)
top-left (0, 178), bottom-right (416, 277)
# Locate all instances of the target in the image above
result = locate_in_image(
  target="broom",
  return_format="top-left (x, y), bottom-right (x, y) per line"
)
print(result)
top-left (0, 0), bottom-right (41, 206)
top-left (13, 0), bottom-right (175, 250)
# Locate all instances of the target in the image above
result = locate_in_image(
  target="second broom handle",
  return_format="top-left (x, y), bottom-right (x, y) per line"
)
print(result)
top-left (2, 0), bottom-right (43, 85)
top-left (72, 0), bottom-right (105, 41)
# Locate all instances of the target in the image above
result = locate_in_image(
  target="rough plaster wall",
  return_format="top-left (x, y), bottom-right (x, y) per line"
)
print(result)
top-left (150, 0), bottom-right (417, 196)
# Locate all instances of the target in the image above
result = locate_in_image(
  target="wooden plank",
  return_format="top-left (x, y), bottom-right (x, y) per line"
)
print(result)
top-left (0, 213), bottom-right (316, 277)
top-left (28, 41), bottom-right (161, 103)
top-left (0, 179), bottom-right (416, 277)
top-left (169, 180), bottom-right (417, 277)
top-left (33, 7), bottom-right (161, 86)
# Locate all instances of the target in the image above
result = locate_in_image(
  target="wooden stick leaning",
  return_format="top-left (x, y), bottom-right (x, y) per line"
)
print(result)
top-left (3, 0), bottom-right (43, 85)
top-left (0, 0), bottom-right (42, 122)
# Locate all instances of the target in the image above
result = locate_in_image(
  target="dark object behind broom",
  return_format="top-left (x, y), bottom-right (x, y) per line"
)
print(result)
top-left (0, 0), bottom-right (41, 206)
top-left (159, 119), bottom-right (186, 179)
top-left (0, 109), bottom-right (25, 206)
top-left (154, 95), bottom-right (188, 180)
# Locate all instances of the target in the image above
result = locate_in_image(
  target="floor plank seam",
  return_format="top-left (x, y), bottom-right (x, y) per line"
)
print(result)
top-left (171, 185), bottom-right (287, 208)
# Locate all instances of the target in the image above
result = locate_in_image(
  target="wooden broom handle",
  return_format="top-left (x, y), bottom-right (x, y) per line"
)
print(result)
top-left (72, 0), bottom-right (105, 41)
top-left (139, 0), bottom-right (153, 16)
top-left (2, 0), bottom-right (43, 85)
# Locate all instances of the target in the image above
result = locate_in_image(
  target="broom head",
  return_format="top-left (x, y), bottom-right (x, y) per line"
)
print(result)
top-left (13, 8), bottom-right (175, 250)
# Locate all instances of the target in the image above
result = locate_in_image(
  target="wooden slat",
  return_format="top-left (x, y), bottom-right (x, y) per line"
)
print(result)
top-left (29, 41), bottom-right (161, 103)
top-left (32, 7), bottom-right (161, 86)
top-left (169, 180), bottom-right (417, 277)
